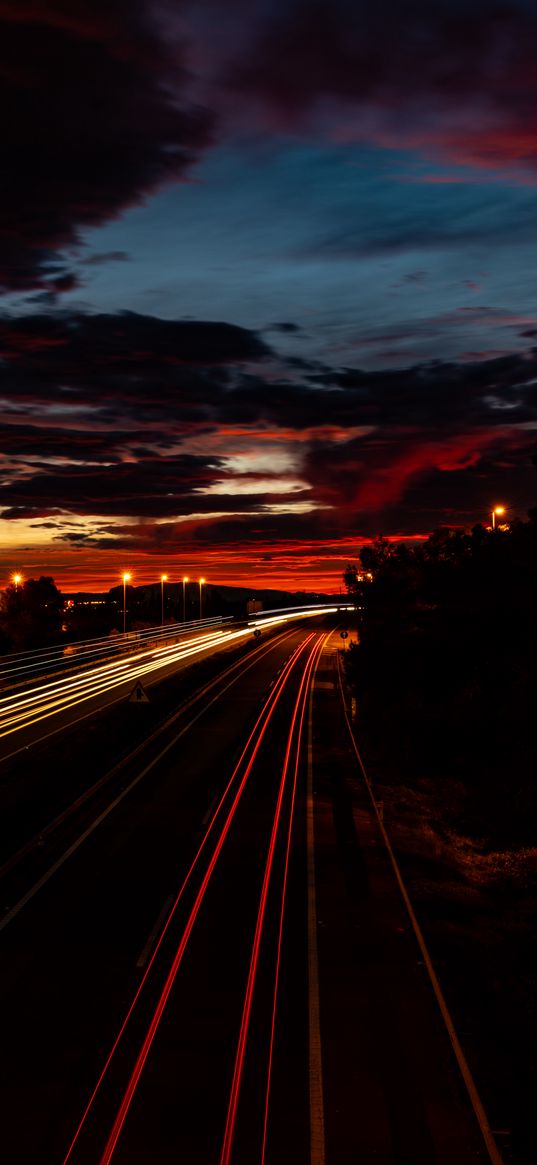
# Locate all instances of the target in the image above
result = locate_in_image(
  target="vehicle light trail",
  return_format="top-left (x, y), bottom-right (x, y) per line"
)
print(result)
top-left (0, 608), bottom-right (345, 746)
top-left (219, 633), bottom-right (327, 1165)
top-left (0, 605), bottom-right (350, 689)
top-left (0, 617), bottom-right (228, 686)
top-left (62, 635), bottom-right (315, 1165)
top-left (0, 628), bottom-right (234, 731)
top-left (261, 633), bottom-right (328, 1164)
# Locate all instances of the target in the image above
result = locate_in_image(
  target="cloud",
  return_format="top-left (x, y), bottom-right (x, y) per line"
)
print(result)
top-left (81, 251), bottom-right (130, 266)
top-left (266, 322), bottom-right (302, 333)
top-left (205, 0), bottom-right (537, 177)
top-left (0, 0), bottom-right (212, 290)
top-left (1, 308), bottom-right (536, 551)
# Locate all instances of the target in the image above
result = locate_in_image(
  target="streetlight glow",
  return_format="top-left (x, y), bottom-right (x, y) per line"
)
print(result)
top-left (12, 573), bottom-right (22, 589)
top-left (492, 505), bottom-right (506, 530)
top-left (122, 572), bottom-right (131, 634)
top-left (182, 576), bottom-right (189, 624)
top-left (160, 574), bottom-right (168, 625)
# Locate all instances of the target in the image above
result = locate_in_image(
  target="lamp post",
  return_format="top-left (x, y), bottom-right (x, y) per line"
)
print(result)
top-left (12, 573), bottom-right (22, 592)
top-left (160, 573), bottom-right (168, 625)
top-left (122, 571), bottom-right (131, 634)
top-left (182, 576), bottom-right (189, 624)
top-left (492, 505), bottom-right (505, 531)
top-left (199, 577), bottom-right (205, 620)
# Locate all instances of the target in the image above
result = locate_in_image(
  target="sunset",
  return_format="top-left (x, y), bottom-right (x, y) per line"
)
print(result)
top-left (2, 2), bottom-right (537, 590)
top-left (1, 3), bottom-right (537, 1164)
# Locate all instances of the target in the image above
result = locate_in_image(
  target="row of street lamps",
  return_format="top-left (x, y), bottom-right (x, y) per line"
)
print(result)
top-left (122, 572), bottom-right (206, 633)
top-left (9, 506), bottom-right (509, 629)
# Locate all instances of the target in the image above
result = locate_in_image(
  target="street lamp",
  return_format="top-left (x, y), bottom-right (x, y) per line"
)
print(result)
top-left (122, 571), bottom-right (131, 633)
top-left (182, 576), bottom-right (189, 624)
top-left (12, 573), bottom-right (22, 591)
top-left (199, 577), bottom-right (206, 620)
top-left (492, 505), bottom-right (506, 531)
top-left (160, 573), bottom-right (168, 625)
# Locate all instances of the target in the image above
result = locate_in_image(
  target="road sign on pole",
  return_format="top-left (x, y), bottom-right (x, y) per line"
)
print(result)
top-left (129, 680), bottom-right (150, 704)
top-left (340, 630), bottom-right (349, 639)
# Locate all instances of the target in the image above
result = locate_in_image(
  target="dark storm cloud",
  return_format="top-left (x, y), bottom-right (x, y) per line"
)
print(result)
top-left (0, 1), bottom-right (212, 290)
top-left (222, 0), bottom-right (537, 172)
top-left (266, 323), bottom-right (302, 333)
top-left (81, 252), bottom-right (130, 266)
top-left (1, 308), bottom-right (536, 537)
top-left (2, 457), bottom-right (221, 519)
top-left (0, 311), bottom-right (268, 379)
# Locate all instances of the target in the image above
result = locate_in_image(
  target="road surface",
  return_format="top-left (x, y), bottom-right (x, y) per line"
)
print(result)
top-left (0, 625), bottom-right (495, 1163)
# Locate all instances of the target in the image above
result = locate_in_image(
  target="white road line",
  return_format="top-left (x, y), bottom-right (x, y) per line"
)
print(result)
top-left (306, 640), bottom-right (327, 1165)
top-left (0, 632), bottom-right (297, 934)
top-left (136, 896), bottom-right (173, 969)
top-left (202, 792), bottom-right (220, 827)
top-left (336, 655), bottom-right (504, 1165)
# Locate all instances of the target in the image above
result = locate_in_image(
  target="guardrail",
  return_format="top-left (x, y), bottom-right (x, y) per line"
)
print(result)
top-left (0, 603), bottom-right (356, 688)
top-left (0, 617), bottom-right (231, 686)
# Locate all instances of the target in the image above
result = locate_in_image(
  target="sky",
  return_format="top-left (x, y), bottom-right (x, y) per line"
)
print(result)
top-left (1, 0), bottom-right (537, 592)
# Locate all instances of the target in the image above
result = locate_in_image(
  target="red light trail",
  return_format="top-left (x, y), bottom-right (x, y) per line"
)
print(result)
top-left (62, 633), bottom-right (316, 1165)
top-left (219, 633), bottom-right (327, 1165)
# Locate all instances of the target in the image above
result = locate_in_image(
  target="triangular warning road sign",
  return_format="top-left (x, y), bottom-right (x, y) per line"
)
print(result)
top-left (129, 680), bottom-right (150, 704)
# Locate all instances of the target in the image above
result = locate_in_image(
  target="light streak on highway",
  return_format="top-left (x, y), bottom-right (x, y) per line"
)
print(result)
top-left (0, 607), bottom-right (346, 745)
top-left (261, 635), bottom-right (324, 1164)
top-left (0, 628), bottom-right (241, 741)
top-left (62, 635), bottom-right (316, 1165)
top-left (0, 605), bottom-right (352, 689)
top-left (220, 633), bottom-right (327, 1165)
top-left (0, 616), bottom-right (229, 685)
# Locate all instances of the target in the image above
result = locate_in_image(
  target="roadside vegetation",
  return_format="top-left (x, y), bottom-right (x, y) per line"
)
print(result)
top-left (344, 514), bottom-right (537, 1163)
top-left (345, 515), bottom-right (537, 842)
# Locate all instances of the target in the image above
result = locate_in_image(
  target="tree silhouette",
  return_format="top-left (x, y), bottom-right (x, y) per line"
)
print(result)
top-left (0, 576), bottom-right (62, 651)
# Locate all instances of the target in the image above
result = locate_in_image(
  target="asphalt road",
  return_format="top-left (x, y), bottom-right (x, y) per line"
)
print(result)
top-left (0, 625), bottom-right (495, 1164)
top-left (0, 622), bottom-right (251, 764)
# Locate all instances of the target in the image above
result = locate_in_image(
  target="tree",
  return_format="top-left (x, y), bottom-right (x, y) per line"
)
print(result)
top-left (0, 576), bottom-right (63, 651)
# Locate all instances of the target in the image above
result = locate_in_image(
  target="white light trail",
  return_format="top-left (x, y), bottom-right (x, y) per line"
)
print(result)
top-left (0, 605), bottom-right (352, 744)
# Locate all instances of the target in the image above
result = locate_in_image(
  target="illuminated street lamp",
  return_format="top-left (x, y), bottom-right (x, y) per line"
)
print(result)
top-left (492, 505), bottom-right (506, 531)
top-left (122, 571), bottom-right (131, 634)
top-left (199, 577), bottom-right (206, 620)
top-left (160, 573), bottom-right (168, 625)
top-left (12, 573), bottom-right (22, 591)
top-left (182, 575), bottom-right (189, 624)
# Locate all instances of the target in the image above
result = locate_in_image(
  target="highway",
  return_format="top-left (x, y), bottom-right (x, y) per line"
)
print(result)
top-left (0, 622), bottom-right (498, 1164)
top-left (0, 605), bottom-right (346, 763)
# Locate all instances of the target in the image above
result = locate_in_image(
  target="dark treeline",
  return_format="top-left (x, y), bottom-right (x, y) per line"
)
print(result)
top-left (0, 577), bottom-right (63, 653)
top-left (344, 513), bottom-right (537, 844)
top-left (0, 578), bottom-right (333, 654)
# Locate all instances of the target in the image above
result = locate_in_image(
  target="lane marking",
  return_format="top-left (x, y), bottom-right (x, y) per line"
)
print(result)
top-left (0, 631), bottom-right (295, 882)
top-left (0, 633), bottom-right (298, 934)
top-left (136, 896), bottom-right (173, 969)
top-left (61, 638), bottom-right (314, 1165)
top-left (202, 792), bottom-right (220, 827)
top-left (306, 637), bottom-right (329, 1165)
top-left (336, 655), bottom-right (504, 1165)
top-left (261, 634), bottom-right (328, 1163)
top-left (95, 638), bottom-right (317, 1165)
top-left (221, 636), bottom-right (327, 1165)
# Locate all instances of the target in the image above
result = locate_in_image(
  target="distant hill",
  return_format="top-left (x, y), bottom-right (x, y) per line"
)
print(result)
top-left (64, 581), bottom-right (337, 613)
